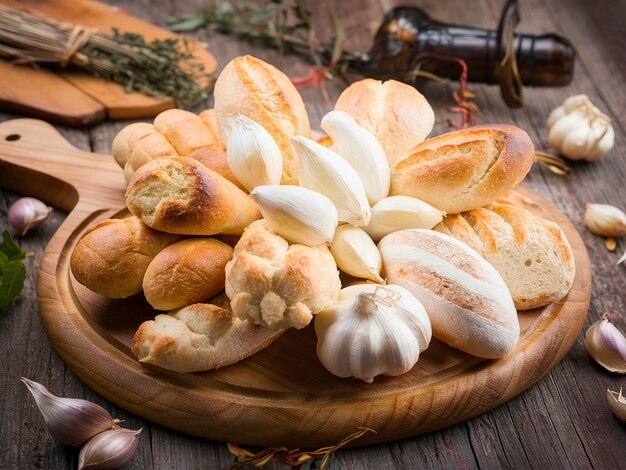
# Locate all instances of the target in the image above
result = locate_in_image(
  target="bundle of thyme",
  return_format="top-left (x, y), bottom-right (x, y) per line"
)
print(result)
top-left (0, 6), bottom-right (212, 107)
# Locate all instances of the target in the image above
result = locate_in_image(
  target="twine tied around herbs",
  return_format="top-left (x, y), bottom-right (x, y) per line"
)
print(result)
top-left (59, 25), bottom-right (95, 67)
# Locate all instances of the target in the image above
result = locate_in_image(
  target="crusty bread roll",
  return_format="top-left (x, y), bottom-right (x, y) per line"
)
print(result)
top-left (379, 229), bottom-right (519, 358)
top-left (334, 79), bottom-right (434, 166)
top-left (198, 109), bottom-right (223, 149)
top-left (126, 156), bottom-right (260, 235)
top-left (70, 217), bottom-right (179, 298)
top-left (153, 109), bottom-right (220, 156)
top-left (390, 124), bottom-right (535, 214)
top-left (214, 55), bottom-right (311, 183)
top-left (434, 192), bottom-right (575, 310)
top-left (132, 303), bottom-right (284, 372)
top-left (143, 237), bottom-right (233, 310)
top-left (225, 220), bottom-right (341, 330)
top-left (111, 122), bottom-right (147, 168)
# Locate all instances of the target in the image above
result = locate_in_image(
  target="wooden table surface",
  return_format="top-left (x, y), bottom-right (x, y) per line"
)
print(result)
top-left (1, 0), bottom-right (625, 468)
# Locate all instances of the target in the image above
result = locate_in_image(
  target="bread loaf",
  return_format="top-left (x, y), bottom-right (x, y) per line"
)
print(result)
top-left (334, 79), bottom-right (434, 166)
top-left (379, 229), bottom-right (519, 358)
top-left (434, 192), bottom-right (575, 310)
top-left (153, 109), bottom-right (220, 156)
top-left (225, 220), bottom-right (341, 330)
top-left (214, 55), bottom-right (311, 183)
top-left (70, 217), bottom-right (179, 298)
top-left (125, 156), bottom-right (260, 235)
top-left (143, 237), bottom-right (233, 310)
top-left (198, 109), bottom-right (223, 148)
top-left (132, 303), bottom-right (284, 372)
top-left (390, 124), bottom-right (535, 214)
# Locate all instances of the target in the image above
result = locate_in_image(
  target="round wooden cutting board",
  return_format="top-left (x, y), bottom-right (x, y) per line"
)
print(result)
top-left (0, 119), bottom-right (592, 448)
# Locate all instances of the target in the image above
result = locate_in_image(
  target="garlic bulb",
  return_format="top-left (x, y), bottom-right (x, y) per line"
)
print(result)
top-left (250, 185), bottom-right (338, 245)
top-left (585, 315), bottom-right (626, 373)
top-left (22, 378), bottom-right (117, 447)
top-left (548, 94), bottom-right (615, 161)
top-left (79, 428), bottom-right (142, 470)
top-left (8, 197), bottom-right (52, 236)
top-left (584, 203), bottom-right (626, 237)
top-left (364, 195), bottom-right (445, 242)
top-left (331, 224), bottom-right (383, 283)
top-left (321, 110), bottom-right (390, 205)
top-left (290, 135), bottom-right (371, 226)
top-left (607, 388), bottom-right (626, 423)
top-left (315, 284), bottom-right (432, 383)
top-left (223, 115), bottom-right (283, 192)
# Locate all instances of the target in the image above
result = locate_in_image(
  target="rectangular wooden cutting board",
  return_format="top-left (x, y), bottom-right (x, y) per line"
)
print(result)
top-left (0, 0), bottom-right (217, 126)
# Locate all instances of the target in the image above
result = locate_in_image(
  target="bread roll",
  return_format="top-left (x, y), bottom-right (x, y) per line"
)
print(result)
top-left (126, 156), bottom-right (261, 235)
top-left (111, 122), bottom-right (147, 168)
top-left (214, 55), bottom-right (311, 183)
top-left (334, 79), bottom-right (434, 166)
top-left (379, 229), bottom-right (519, 358)
top-left (187, 146), bottom-right (242, 189)
top-left (225, 220), bottom-right (341, 330)
top-left (153, 109), bottom-right (220, 156)
top-left (142, 238), bottom-right (233, 310)
top-left (132, 303), bottom-right (284, 372)
top-left (390, 124), bottom-right (535, 214)
top-left (434, 192), bottom-right (575, 310)
top-left (198, 109), bottom-right (223, 148)
top-left (70, 217), bottom-right (179, 298)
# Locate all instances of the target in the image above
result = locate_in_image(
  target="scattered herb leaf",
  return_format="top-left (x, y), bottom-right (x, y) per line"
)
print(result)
top-left (0, 230), bottom-right (28, 310)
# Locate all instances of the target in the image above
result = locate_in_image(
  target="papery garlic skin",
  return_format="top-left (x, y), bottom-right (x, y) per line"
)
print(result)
top-left (331, 224), bottom-right (383, 283)
top-left (78, 428), bottom-right (142, 470)
top-left (548, 94), bottom-right (615, 162)
top-left (585, 316), bottom-right (626, 373)
top-left (223, 115), bottom-right (283, 192)
top-left (8, 197), bottom-right (52, 236)
top-left (315, 284), bottom-right (432, 383)
top-left (250, 185), bottom-right (338, 245)
top-left (607, 388), bottom-right (626, 423)
top-left (364, 195), bottom-right (444, 242)
top-left (321, 111), bottom-right (390, 205)
top-left (584, 203), bottom-right (626, 237)
top-left (22, 378), bottom-right (116, 447)
top-left (290, 135), bottom-right (371, 226)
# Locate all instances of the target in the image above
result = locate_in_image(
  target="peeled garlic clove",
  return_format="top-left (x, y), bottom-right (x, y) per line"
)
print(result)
top-left (8, 197), bottom-right (52, 236)
top-left (364, 195), bottom-right (445, 242)
top-left (585, 316), bottom-right (626, 373)
top-left (222, 115), bottom-right (283, 192)
top-left (584, 203), bottom-right (626, 237)
top-left (290, 135), bottom-right (371, 226)
top-left (250, 185), bottom-right (338, 245)
top-left (331, 224), bottom-right (383, 283)
top-left (22, 378), bottom-right (116, 447)
top-left (79, 428), bottom-right (142, 470)
top-left (607, 388), bottom-right (626, 423)
top-left (321, 110), bottom-right (390, 205)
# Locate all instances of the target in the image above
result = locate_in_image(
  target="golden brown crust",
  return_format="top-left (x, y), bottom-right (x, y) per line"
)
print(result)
top-left (214, 55), bottom-right (310, 183)
top-left (70, 217), bottom-right (180, 298)
top-left (334, 79), bottom-right (434, 166)
top-left (198, 109), bottom-right (223, 149)
top-left (390, 125), bottom-right (535, 214)
top-left (125, 156), bottom-right (260, 235)
top-left (153, 109), bottom-right (220, 156)
top-left (142, 238), bottom-right (234, 310)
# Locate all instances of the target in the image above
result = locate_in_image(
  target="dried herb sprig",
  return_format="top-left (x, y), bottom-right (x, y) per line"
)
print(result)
top-left (534, 151), bottom-right (571, 175)
top-left (0, 6), bottom-right (212, 107)
top-left (227, 427), bottom-right (376, 470)
top-left (0, 230), bottom-right (31, 311)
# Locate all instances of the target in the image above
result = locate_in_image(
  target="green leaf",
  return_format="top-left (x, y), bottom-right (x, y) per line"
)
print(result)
top-left (0, 230), bottom-right (27, 311)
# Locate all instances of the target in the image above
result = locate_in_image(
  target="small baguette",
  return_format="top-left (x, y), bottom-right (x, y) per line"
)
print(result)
top-left (143, 238), bottom-right (233, 310)
top-left (390, 124), bottom-right (535, 214)
top-left (70, 217), bottom-right (179, 298)
top-left (125, 156), bottom-right (261, 235)
top-left (132, 303), bottom-right (284, 373)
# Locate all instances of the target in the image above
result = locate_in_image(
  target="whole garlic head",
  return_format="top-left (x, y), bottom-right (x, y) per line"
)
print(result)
top-left (315, 284), bottom-right (432, 383)
top-left (548, 94), bottom-right (614, 161)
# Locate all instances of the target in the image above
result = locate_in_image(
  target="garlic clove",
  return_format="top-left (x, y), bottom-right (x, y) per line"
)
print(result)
top-left (320, 110), bottom-right (390, 205)
top-left (289, 135), bottom-right (371, 226)
top-left (607, 388), bottom-right (626, 423)
top-left (587, 123), bottom-right (615, 162)
top-left (22, 378), bottom-right (117, 447)
top-left (250, 185), bottom-right (338, 246)
top-left (584, 203), bottom-right (626, 237)
top-left (331, 224), bottom-right (383, 283)
top-left (222, 115), bottom-right (283, 192)
top-left (585, 315), bottom-right (626, 373)
top-left (364, 195), bottom-right (445, 242)
top-left (8, 197), bottom-right (52, 236)
top-left (78, 428), bottom-right (142, 470)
